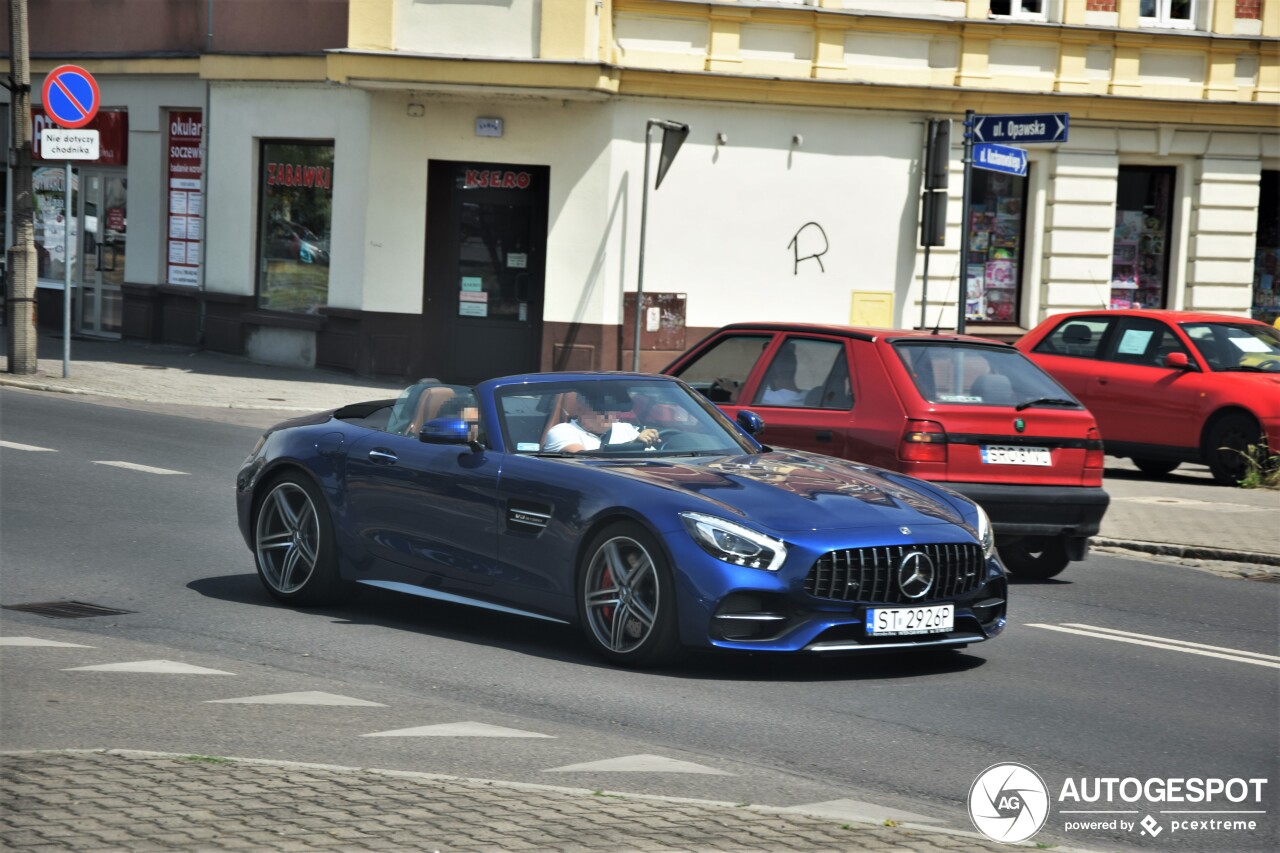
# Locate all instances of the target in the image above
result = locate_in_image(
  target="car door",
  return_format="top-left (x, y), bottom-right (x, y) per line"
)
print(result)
top-left (344, 430), bottom-right (501, 590)
top-left (742, 335), bottom-right (853, 457)
top-left (1094, 316), bottom-right (1205, 449)
top-left (667, 332), bottom-right (773, 406)
top-left (1025, 316), bottom-right (1116, 415)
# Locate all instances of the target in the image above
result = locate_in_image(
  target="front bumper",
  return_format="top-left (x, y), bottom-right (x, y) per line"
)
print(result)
top-left (943, 483), bottom-right (1109, 539)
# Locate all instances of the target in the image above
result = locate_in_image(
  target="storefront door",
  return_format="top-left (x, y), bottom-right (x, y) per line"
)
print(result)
top-left (422, 161), bottom-right (548, 385)
top-left (77, 170), bottom-right (127, 337)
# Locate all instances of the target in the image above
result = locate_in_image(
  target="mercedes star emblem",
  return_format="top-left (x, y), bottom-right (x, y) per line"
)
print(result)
top-left (897, 551), bottom-right (935, 600)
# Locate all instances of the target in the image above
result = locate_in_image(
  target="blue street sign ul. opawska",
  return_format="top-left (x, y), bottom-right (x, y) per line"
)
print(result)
top-left (973, 113), bottom-right (1068, 145)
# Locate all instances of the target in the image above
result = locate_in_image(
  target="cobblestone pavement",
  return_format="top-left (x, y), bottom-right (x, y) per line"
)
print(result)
top-left (0, 751), bottom-right (1022, 853)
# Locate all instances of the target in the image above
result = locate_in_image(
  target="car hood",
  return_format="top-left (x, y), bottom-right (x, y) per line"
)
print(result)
top-left (586, 450), bottom-right (969, 533)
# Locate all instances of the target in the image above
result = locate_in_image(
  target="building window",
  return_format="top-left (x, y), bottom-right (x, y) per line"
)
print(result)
top-left (256, 140), bottom-right (333, 314)
top-left (990, 0), bottom-right (1050, 19)
top-left (964, 168), bottom-right (1028, 324)
top-left (1252, 170), bottom-right (1279, 325)
top-left (1111, 166), bottom-right (1175, 310)
top-left (1140, 0), bottom-right (1197, 28)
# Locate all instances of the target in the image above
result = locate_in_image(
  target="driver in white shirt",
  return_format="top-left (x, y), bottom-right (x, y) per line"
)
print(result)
top-left (543, 392), bottom-right (661, 453)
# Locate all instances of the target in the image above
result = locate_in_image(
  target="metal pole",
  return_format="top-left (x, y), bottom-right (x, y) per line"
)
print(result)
top-left (63, 161), bottom-right (71, 377)
top-left (633, 122), bottom-right (653, 372)
top-left (920, 244), bottom-right (930, 330)
top-left (957, 109), bottom-right (975, 335)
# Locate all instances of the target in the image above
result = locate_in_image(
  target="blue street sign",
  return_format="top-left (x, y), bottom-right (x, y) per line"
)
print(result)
top-left (973, 143), bottom-right (1028, 177)
top-left (973, 112), bottom-right (1068, 145)
top-left (42, 65), bottom-right (101, 129)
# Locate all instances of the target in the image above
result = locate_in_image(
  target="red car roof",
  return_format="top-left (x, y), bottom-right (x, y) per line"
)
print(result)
top-left (713, 321), bottom-right (1012, 346)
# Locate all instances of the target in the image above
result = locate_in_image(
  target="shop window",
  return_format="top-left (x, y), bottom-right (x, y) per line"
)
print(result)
top-left (1140, 0), bottom-right (1197, 28)
top-left (256, 140), bottom-right (333, 314)
top-left (964, 168), bottom-right (1028, 324)
top-left (1252, 170), bottom-right (1279, 325)
top-left (1111, 166), bottom-right (1175, 310)
top-left (33, 167), bottom-right (79, 282)
top-left (990, 1), bottom-right (1051, 19)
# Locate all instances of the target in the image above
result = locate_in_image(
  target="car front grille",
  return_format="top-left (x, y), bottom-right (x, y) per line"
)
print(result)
top-left (804, 543), bottom-right (984, 604)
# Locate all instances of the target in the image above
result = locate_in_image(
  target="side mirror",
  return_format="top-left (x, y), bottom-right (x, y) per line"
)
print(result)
top-left (420, 417), bottom-right (477, 449)
top-left (1164, 352), bottom-right (1192, 370)
top-left (736, 409), bottom-right (766, 436)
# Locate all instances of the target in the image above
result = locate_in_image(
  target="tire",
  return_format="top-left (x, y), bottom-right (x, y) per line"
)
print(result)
top-left (577, 522), bottom-right (683, 668)
top-left (253, 473), bottom-right (344, 606)
top-left (999, 536), bottom-right (1071, 580)
top-left (1204, 413), bottom-right (1262, 486)
top-left (1132, 457), bottom-right (1180, 476)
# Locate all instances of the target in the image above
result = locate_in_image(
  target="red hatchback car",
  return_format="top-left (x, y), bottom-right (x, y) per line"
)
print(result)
top-left (1017, 310), bottom-right (1280, 485)
top-left (664, 323), bottom-right (1109, 579)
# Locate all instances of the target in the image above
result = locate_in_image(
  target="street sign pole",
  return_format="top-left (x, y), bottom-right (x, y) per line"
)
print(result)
top-left (64, 162), bottom-right (72, 377)
top-left (957, 109), bottom-right (975, 335)
top-left (41, 64), bottom-right (102, 379)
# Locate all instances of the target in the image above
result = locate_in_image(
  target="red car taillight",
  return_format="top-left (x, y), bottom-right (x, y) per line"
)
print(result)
top-left (1085, 426), bottom-right (1104, 470)
top-left (900, 419), bottom-right (948, 463)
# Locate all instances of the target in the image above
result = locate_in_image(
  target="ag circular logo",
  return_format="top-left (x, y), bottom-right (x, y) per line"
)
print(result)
top-left (968, 762), bottom-right (1050, 843)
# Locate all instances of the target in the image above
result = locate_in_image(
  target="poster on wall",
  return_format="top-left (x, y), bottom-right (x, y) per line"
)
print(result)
top-left (166, 110), bottom-right (203, 286)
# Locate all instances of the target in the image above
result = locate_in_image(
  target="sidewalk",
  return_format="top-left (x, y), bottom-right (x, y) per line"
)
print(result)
top-left (0, 749), bottom-right (1033, 853)
top-left (3, 329), bottom-right (1275, 572)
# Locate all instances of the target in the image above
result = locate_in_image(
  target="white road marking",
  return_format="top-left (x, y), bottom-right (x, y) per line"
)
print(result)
top-left (93, 461), bottom-right (189, 476)
top-left (1026, 623), bottom-right (1280, 668)
top-left (363, 722), bottom-right (554, 738)
top-left (0, 637), bottom-right (93, 647)
top-left (544, 754), bottom-right (732, 775)
top-left (776, 798), bottom-right (944, 825)
top-left (63, 659), bottom-right (233, 674)
top-left (0, 440), bottom-right (56, 452)
top-left (206, 691), bottom-right (385, 706)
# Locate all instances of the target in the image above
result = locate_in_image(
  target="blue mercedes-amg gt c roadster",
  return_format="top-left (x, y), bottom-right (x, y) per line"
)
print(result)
top-left (236, 373), bottom-right (1007, 667)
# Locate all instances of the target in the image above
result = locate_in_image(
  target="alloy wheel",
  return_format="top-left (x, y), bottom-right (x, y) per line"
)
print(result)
top-left (583, 536), bottom-right (661, 654)
top-left (255, 482), bottom-right (320, 594)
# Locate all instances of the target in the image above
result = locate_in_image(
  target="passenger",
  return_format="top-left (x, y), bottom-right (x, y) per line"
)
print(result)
top-left (758, 347), bottom-right (809, 406)
top-left (543, 392), bottom-right (660, 453)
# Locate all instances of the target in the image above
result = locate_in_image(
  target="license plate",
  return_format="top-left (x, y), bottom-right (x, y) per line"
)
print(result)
top-left (866, 604), bottom-right (954, 636)
top-left (982, 444), bottom-right (1051, 466)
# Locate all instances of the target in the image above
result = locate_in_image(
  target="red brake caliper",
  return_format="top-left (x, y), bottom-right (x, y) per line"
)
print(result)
top-left (599, 564), bottom-right (616, 625)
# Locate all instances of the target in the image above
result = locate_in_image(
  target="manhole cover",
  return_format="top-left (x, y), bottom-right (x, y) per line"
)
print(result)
top-left (2, 601), bottom-right (136, 619)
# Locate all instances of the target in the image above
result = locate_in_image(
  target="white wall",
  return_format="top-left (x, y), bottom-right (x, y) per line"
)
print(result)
top-left (394, 0), bottom-right (540, 58)
top-left (205, 83), bottom-right (371, 305)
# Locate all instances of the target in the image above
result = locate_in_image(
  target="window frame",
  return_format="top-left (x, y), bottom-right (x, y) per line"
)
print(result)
top-left (989, 0), bottom-right (1055, 22)
top-left (1139, 0), bottom-right (1199, 30)
top-left (254, 138), bottom-right (335, 315)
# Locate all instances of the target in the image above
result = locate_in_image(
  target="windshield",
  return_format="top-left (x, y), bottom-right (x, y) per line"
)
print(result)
top-left (894, 342), bottom-right (1078, 407)
top-left (1181, 322), bottom-right (1280, 372)
top-left (495, 377), bottom-right (758, 456)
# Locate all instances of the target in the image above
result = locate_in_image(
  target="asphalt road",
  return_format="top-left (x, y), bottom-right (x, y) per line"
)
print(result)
top-left (2, 386), bottom-right (1277, 852)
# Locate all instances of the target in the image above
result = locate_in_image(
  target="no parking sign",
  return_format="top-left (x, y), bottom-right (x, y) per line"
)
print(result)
top-left (41, 65), bottom-right (100, 129)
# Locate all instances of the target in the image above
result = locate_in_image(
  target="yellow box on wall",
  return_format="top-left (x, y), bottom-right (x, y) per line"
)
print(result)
top-left (850, 291), bottom-right (893, 328)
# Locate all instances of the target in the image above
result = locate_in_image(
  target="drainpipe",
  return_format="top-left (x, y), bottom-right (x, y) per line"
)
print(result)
top-left (196, 0), bottom-right (213, 346)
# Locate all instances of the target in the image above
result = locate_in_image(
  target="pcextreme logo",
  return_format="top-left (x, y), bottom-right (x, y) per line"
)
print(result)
top-left (968, 763), bottom-right (1270, 844)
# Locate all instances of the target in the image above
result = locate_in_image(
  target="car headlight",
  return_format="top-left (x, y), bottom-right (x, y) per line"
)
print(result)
top-left (680, 512), bottom-right (787, 572)
top-left (974, 504), bottom-right (996, 559)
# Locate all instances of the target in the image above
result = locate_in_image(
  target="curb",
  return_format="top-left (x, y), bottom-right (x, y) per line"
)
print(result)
top-left (1093, 537), bottom-right (1280, 570)
top-left (0, 376), bottom-right (323, 411)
